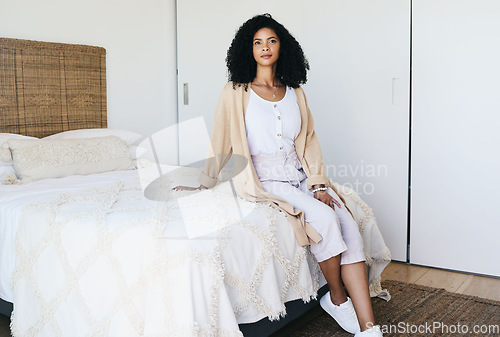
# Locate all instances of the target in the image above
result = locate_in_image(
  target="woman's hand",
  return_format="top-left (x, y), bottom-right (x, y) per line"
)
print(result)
top-left (314, 190), bottom-right (342, 210)
top-left (172, 185), bottom-right (207, 191)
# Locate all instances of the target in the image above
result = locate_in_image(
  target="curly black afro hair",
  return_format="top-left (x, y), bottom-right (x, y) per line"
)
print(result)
top-left (226, 13), bottom-right (309, 90)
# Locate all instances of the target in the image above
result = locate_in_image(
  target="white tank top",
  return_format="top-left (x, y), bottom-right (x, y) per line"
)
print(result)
top-left (245, 86), bottom-right (301, 156)
top-left (245, 86), bottom-right (306, 185)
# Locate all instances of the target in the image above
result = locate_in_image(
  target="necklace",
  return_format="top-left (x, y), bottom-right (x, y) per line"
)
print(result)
top-left (253, 80), bottom-right (281, 100)
top-left (272, 86), bottom-right (280, 99)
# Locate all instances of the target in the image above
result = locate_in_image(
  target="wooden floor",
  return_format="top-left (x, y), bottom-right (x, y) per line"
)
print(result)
top-left (1, 261), bottom-right (498, 337)
top-left (381, 261), bottom-right (500, 302)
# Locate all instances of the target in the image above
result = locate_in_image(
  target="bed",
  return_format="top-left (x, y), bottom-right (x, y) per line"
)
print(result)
top-left (0, 37), bottom-right (391, 337)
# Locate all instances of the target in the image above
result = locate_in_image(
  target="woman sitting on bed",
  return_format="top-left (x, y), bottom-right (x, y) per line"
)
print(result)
top-left (174, 13), bottom-right (382, 337)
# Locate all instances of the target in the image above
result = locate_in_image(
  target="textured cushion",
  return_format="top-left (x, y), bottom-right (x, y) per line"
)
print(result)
top-left (43, 128), bottom-right (142, 145)
top-left (7, 136), bottom-right (134, 183)
top-left (0, 133), bottom-right (38, 165)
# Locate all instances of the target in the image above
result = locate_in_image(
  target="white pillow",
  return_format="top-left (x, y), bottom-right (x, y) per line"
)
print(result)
top-left (7, 136), bottom-right (134, 183)
top-left (0, 133), bottom-right (38, 166)
top-left (43, 128), bottom-right (142, 145)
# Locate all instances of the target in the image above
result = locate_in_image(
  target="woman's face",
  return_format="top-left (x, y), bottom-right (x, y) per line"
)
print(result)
top-left (252, 27), bottom-right (280, 67)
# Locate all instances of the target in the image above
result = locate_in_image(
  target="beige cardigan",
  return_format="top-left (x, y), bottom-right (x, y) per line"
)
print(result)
top-left (198, 82), bottom-right (346, 246)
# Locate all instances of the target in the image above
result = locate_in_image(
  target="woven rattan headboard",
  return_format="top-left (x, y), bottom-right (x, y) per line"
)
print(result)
top-left (0, 38), bottom-right (106, 138)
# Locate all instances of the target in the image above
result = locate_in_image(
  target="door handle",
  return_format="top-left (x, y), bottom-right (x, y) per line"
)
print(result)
top-left (392, 78), bottom-right (400, 105)
top-left (184, 83), bottom-right (189, 105)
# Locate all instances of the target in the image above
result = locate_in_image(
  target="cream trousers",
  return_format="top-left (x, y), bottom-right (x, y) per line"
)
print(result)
top-left (252, 152), bottom-right (365, 264)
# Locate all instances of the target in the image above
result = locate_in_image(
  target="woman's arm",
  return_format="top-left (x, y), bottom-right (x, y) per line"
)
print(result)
top-left (301, 90), bottom-right (330, 191)
top-left (198, 86), bottom-right (233, 188)
top-left (173, 184), bottom-right (207, 191)
top-left (301, 91), bottom-right (342, 209)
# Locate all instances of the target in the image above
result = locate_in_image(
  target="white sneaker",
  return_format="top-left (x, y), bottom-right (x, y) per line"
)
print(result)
top-left (319, 292), bottom-right (360, 334)
top-left (354, 325), bottom-right (383, 336)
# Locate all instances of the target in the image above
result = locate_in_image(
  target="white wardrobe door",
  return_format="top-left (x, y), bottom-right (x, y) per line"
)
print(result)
top-left (411, 0), bottom-right (500, 276)
top-left (302, 1), bottom-right (411, 261)
top-left (176, 0), bottom-right (305, 165)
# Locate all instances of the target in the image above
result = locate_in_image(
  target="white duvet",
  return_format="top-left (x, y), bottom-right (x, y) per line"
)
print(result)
top-left (0, 160), bottom-right (390, 337)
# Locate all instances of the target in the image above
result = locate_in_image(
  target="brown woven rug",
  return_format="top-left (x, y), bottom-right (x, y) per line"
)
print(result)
top-left (283, 280), bottom-right (500, 337)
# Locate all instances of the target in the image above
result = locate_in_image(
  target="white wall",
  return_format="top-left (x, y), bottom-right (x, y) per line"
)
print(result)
top-left (0, 0), bottom-right (179, 164)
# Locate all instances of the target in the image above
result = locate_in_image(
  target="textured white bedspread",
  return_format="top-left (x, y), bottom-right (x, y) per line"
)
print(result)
top-left (0, 161), bottom-right (390, 337)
